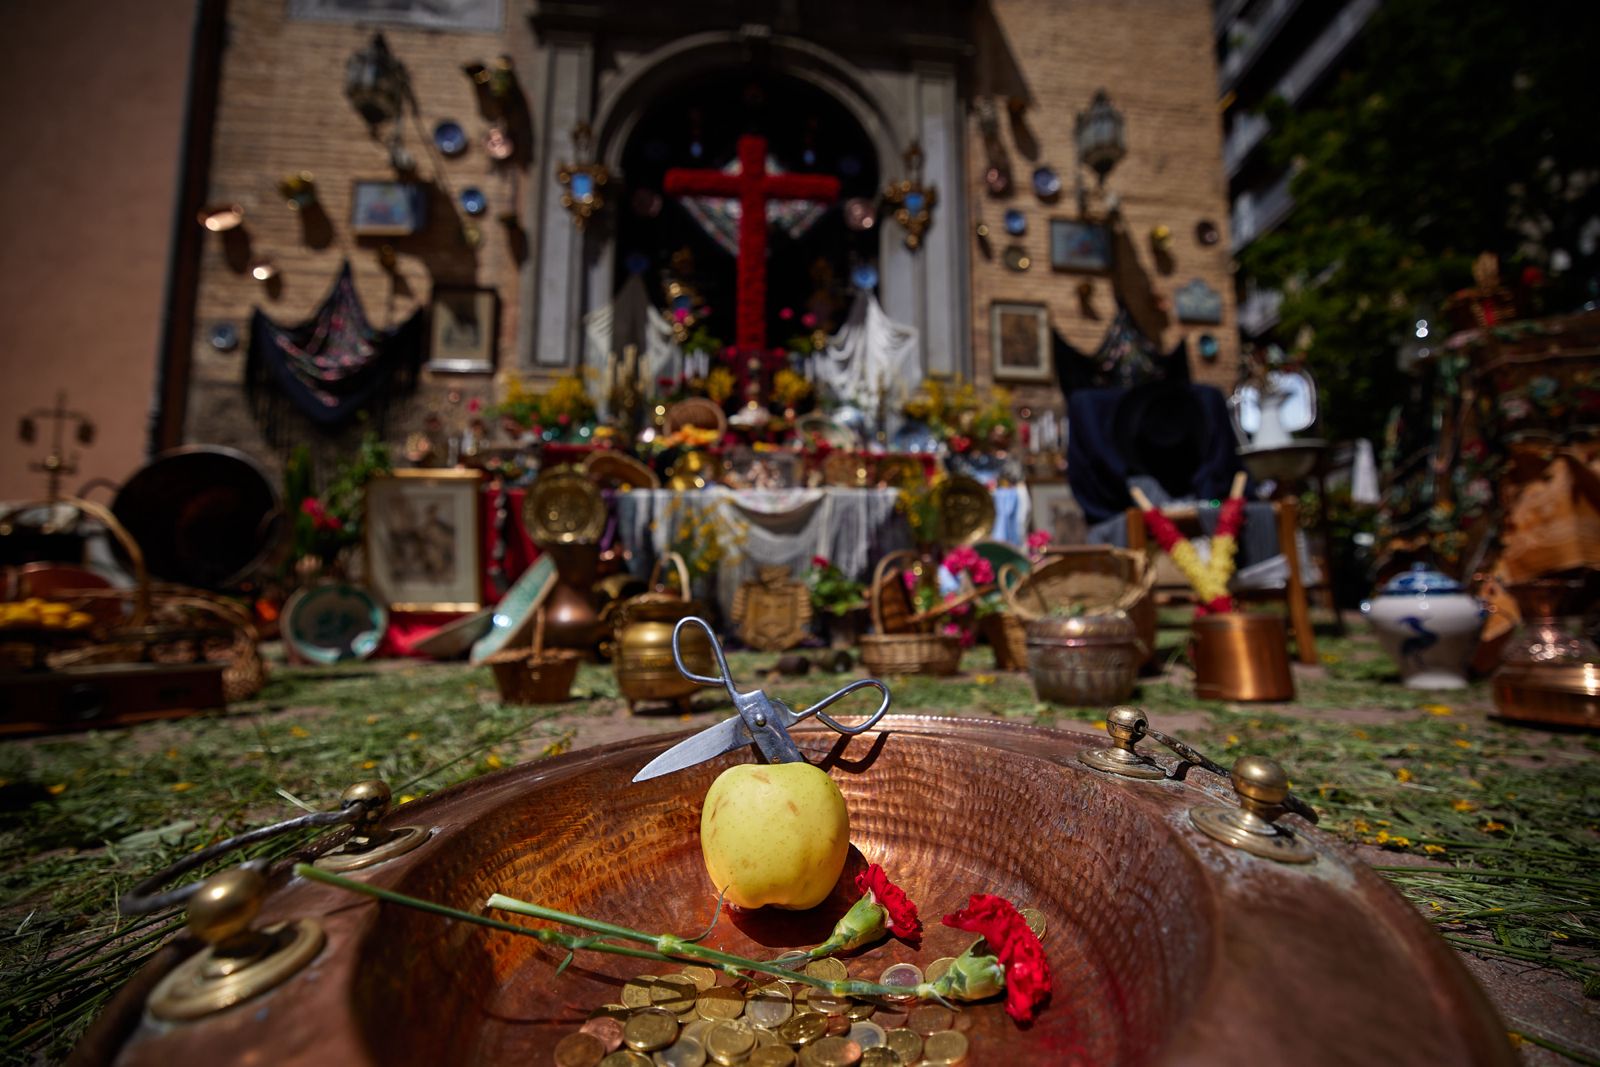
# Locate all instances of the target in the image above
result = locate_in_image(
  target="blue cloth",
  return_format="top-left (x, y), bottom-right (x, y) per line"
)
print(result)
top-left (1066, 384), bottom-right (1241, 524)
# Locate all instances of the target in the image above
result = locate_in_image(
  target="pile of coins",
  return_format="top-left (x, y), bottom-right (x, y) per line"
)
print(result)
top-left (550, 956), bottom-right (974, 1067)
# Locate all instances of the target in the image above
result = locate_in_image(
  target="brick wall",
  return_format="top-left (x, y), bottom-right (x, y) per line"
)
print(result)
top-left (967, 0), bottom-right (1237, 410)
top-left (184, 0), bottom-right (524, 466)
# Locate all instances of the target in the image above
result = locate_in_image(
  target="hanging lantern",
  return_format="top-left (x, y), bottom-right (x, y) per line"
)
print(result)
top-left (883, 141), bottom-right (938, 251)
top-left (345, 33), bottom-right (408, 128)
top-left (557, 122), bottom-right (610, 231)
top-left (1075, 89), bottom-right (1127, 184)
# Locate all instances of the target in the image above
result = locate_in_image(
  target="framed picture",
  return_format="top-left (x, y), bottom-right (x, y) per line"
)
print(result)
top-left (1028, 481), bottom-right (1086, 545)
top-left (991, 302), bottom-right (1053, 383)
top-left (1049, 219), bottom-right (1113, 273)
top-left (350, 180), bottom-right (427, 236)
top-left (288, 0), bottom-right (502, 33)
top-left (429, 287), bottom-right (498, 373)
top-left (364, 470), bottom-right (483, 610)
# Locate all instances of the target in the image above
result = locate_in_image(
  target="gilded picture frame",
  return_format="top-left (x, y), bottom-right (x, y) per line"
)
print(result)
top-left (364, 469), bottom-right (483, 611)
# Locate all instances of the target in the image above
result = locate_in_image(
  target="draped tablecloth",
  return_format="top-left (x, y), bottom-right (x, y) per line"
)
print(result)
top-left (616, 486), bottom-right (1030, 621)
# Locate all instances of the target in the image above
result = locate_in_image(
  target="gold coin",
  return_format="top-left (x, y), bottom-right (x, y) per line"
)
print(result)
top-left (601, 1053), bottom-right (653, 1067)
top-left (680, 1018), bottom-right (714, 1046)
top-left (754, 1028), bottom-right (782, 1047)
top-left (623, 977), bottom-right (661, 1009)
top-left (876, 962), bottom-right (922, 1002)
top-left (676, 965), bottom-right (720, 991)
top-left (921, 1029), bottom-right (969, 1064)
top-left (624, 1009), bottom-right (680, 1052)
top-left (809, 994), bottom-right (852, 1017)
top-left (860, 1049), bottom-right (903, 1067)
top-left (750, 1047), bottom-right (797, 1067)
top-left (652, 1036), bottom-right (707, 1067)
top-left (808, 1035), bottom-right (863, 1066)
top-left (746, 983), bottom-right (795, 1028)
top-left (778, 1011), bottom-right (828, 1046)
top-left (556, 1031), bottom-right (607, 1067)
top-left (773, 950), bottom-right (810, 971)
top-left (804, 958), bottom-right (849, 983)
top-left (845, 1020), bottom-right (886, 1049)
top-left (652, 974), bottom-right (700, 1016)
top-left (907, 1005), bottom-right (953, 1036)
top-left (884, 1029), bottom-right (922, 1063)
top-left (581, 1015), bottom-right (627, 1053)
top-left (952, 1012), bottom-right (974, 1033)
top-left (844, 1002), bottom-right (876, 1021)
top-left (705, 1020), bottom-right (757, 1064)
top-left (825, 1015), bottom-right (851, 1037)
top-left (695, 986), bottom-right (745, 1021)
top-left (923, 957), bottom-right (957, 983)
top-left (1019, 906), bottom-right (1048, 939)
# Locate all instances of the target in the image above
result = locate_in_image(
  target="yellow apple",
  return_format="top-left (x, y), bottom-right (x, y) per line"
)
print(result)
top-left (700, 761), bottom-right (849, 910)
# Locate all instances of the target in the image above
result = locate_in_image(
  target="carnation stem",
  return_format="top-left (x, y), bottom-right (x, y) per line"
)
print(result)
top-left (296, 865), bottom-right (931, 1002)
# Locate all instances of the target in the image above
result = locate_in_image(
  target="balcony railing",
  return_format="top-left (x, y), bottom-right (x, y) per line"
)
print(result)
top-left (1230, 170), bottom-right (1295, 251)
top-left (1218, 0), bottom-right (1303, 92)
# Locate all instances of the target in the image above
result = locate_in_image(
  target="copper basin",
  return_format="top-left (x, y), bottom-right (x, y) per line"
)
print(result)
top-left (85, 718), bottom-right (1510, 1066)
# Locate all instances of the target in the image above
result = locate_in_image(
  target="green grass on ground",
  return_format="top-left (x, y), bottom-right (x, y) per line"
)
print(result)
top-left (0, 617), bottom-right (1596, 1063)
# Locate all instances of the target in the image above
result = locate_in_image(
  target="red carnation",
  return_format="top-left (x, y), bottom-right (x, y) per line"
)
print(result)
top-left (855, 864), bottom-right (921, 939)
top-left (943, 894), bottom-right (1052, 1022)
top-left (811, 555), bottom-right (831, 569)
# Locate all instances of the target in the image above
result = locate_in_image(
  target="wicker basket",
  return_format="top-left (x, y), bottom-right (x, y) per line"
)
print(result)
top-left (982, 613), bottom-right (1029, 671)
top-left (1001, 547), bottom-right (1159, 662)
top-left (857, 550), bottom-right (962, 675)
top-left (489, 609), bottom-right (579, 704)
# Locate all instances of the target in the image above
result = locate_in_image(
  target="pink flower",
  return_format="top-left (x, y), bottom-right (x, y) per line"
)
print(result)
top-left (811, 555), bottom-right (831, 569)
top-left (673, 307), bottom-right (690, 323)
top-left (467, 397), bottom-right (482, 414)
top-left (971, 558), bottom-right (995, 585)
top-left (801, 312), bottom-right (818, 328)
top-left (1027, 530), bottom-right (1051, 553)
top-left (300, 497), bottom-right (343, 533)
top-left (902, 571), bottom-right (919, 592)
top-left (943, 545), bottom-right (980, 575)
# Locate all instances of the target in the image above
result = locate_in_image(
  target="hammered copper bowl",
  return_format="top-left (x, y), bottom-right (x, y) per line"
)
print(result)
top-left (94, 719), bottom-right (1511, 1067)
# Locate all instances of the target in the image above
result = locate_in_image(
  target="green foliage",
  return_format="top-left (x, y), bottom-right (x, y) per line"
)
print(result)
top-left (804, 557), bottom-right (866, 617)
top-left (1239, 0), bottom-right (1600, 441)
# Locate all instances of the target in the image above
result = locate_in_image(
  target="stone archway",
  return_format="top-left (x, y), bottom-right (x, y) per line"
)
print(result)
top-left (522, 28), bottom-right (968, 382)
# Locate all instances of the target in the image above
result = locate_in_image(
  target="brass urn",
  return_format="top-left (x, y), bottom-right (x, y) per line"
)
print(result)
top-left (613, 553), bottom-right (715, 712)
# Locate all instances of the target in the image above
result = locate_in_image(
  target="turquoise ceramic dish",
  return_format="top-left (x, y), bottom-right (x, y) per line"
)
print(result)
top-left (283, 584), bottom-right (387, 664)
top-left (469, 554), bottom-right (558, 665)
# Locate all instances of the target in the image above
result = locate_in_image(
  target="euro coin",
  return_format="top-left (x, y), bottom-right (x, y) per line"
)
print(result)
top-left (803, 958), bottom-right (848, 983)
top-left (676, 965), bottom-right (719, 991)
top-left (651, 974), bottom-right (700, 1016)
top-left (884, 1029), bottom-right (922, 1063)
top-left (923, 957), bottom-right (957, 983)
top-left (907, 1005), bottom-right (953, 1036)
top-left (806, 1035), bottom-right (862, 1066)
top-left (624, 1009), bottom-right (680, 1052)
top-left (746, 983), bottom-right (794, 1028)
top-left (622, 977), bottom-right (660, 1010)
top-left (580, 1016), bottom-right (626, 1052)
top-left (695, 986), bottom-right (745, 1021)
top-left (777, 1011), bottom-right (828, 1046)
top-left (1019, 906), bottom-right (1048, 938)
top-left (705, 1020), bottom-right (757, 1065)
top-left (750, 1047), bottom-right (798, 1066)
top-left (555, 1031), bottom-right (607, 1067)
top-left (922, 1029), bottom-right (969, 1064)
top-left (601, 1052), bottom-right (652, 1066)
top-left (860, 1049), bottom-right (902, 1067)
top-left (846, 1020), bottom-right (886, 1049)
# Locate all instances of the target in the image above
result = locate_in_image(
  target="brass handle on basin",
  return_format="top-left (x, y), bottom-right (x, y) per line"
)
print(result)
top-left (1078, 706), bottom-right (1166, 779)
top-left (1189, 756), bottom-right (1316, 864)
top-left (146, 866), bottom-right (326, 1021)
top-left (119, 780), bottom-right (427, 917)
top-left (1145, 727), bottom-right (1319, 824)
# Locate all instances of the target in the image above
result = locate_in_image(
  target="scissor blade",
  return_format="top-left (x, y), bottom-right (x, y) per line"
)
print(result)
top-left (632, 716), bottom-right (752, 783)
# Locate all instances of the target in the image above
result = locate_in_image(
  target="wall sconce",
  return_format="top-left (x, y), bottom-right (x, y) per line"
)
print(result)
top-left (278, 172), bottom-right (317, 211)
top-left (557, 122), bottom-right (610, 231)
top-left (1074, 89), bottom-right (1126, 214)
top-left (884, 141), bottom-right (938, 251)
top-left (345, 33), bottom-right (408, 128)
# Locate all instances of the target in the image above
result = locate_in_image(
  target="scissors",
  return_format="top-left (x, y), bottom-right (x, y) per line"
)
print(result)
top-left (631, 617), bottom-right (893, 783)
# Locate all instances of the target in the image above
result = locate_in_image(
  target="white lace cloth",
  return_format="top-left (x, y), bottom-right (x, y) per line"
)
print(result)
top-left (617, 488), bottom-right (910, 620)
top-left (814, 290), bottom-right (923, 419)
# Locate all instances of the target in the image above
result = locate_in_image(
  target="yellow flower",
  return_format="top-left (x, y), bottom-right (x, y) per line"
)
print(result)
top-left (366, 714), bottom-right (380, 725)
top-left (1394, 767), bottom-right (1413, 783)
top-left (484, 753), bottom-right (504, 770)
top-left (290, 725), bottom-right (309, 739)
top-left (406, 731), bottom-right (421, 742)
top-left (1451, 799), bottom-right (1478, 813)
top-left (974, 674), bottom-right (997, 686)
top-left (47, 783), bottom-right (66, 796)
top-left (398, 794), bottom-right (416, 805)
top-left (170, 782), bottom-right (194, 793)
top-left (1479, 820), bottom-right (1507, 834)
top-left (361, 760), bottom-right (377, 770)
top-left (1421, 703), bottom-right (1453, 716)
top-left (1452, 739), bottom-right (1472, 749)
top-left (1352, 728), bottom-right (1369, 740)
top-left (1423, 844), bottom-right (1446, 855)
top-left (1226, 734), bottom-right (1239, 745)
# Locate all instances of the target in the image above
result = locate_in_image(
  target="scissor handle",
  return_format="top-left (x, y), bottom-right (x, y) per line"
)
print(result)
top-left (794, 677), bottom-right (892, 735)
top-left (672, 616), bottom-right (740, 702)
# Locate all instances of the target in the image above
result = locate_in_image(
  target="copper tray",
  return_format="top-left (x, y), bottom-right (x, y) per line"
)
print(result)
top-left (81, 718), bottom-right (1510, 1066)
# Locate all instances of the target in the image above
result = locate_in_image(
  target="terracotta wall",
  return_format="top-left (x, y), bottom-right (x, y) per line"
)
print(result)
top-left (0, 1), bottom-right (194, 501)
top-left (183, 0), bottom-right (523, 466)
top-left (968, 0), bottom-right (1237, 407)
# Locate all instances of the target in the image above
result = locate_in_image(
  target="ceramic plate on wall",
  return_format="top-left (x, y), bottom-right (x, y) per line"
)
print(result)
top-left (1032, 166), bottom-right (1063, 201)
top-left (434, 121), bottom-right (468, 157)
top-left (1004, 209), bottom-right (1027, 236)
top-left (460, 187), bottom-right (487, 216)
top-left (1003, 245), bottom-right (1032, 272)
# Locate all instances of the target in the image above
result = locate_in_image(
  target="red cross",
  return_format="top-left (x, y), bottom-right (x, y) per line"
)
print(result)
top-left (664, 135), bottom-right (840, 353)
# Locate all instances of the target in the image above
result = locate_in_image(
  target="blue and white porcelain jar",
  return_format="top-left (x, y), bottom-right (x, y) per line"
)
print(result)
top-left (1361, 564), bottom-right (1487, 690)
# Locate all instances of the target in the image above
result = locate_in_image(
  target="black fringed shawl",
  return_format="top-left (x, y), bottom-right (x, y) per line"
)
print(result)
top-left (246, 263), bottom-right (424, 448)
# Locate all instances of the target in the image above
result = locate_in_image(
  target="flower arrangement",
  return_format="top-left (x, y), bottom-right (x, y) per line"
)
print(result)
top-left (1131, 472), bottom-right (1247, 615)
top-left (298, 859), bottom-right (1053, 1024)
top-left (804, 556), bottom-right (867, 617)
top-left (493, 372), bottom-right (596, 432)
top-left (284, 432), bottom-right (392, 566)
top-left (705, 366), bottom-right (738, 405)
top-left (663, 497), bottom-right (746, 581)
top-left (894, 473), bottom-right (946, 544)
top-left (773, 368), bottom-right (813, 410)
top-left (902, 377), bottom-right (1018, 453)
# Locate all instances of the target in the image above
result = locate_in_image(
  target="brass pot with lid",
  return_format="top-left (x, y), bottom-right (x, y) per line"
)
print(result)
top-left (613, 552), bottom-right (715, 712)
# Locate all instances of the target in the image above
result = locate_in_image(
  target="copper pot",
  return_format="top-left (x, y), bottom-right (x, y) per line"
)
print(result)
top-left (541, 543), bottom-right (604, 652)
top-left (1191, 613), bottom-right (1295, 702)
top-left (1025, 612), bottom-right (1143, 705)
top-left (613, 553), bottom-right (714, 711)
